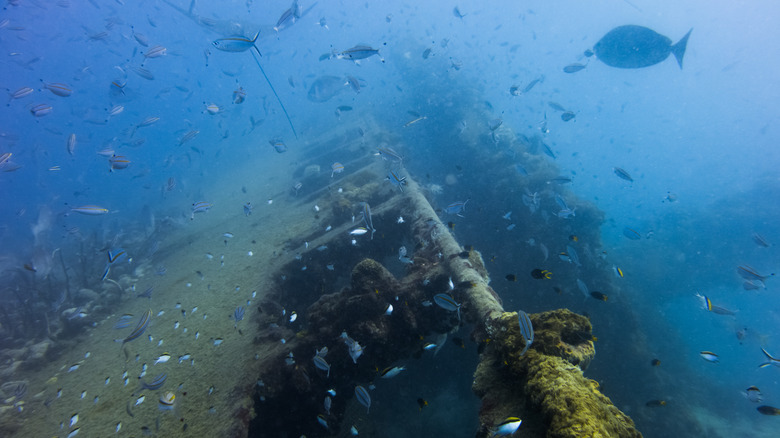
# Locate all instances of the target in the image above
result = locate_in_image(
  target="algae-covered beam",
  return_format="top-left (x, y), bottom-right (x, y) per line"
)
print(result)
top-left (404, 177), bottom-right (504, 323)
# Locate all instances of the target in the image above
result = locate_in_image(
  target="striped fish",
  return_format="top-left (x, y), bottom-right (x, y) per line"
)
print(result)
top-left (67, 133), bottom-right (76, 156)
top-left (71, 205), bottom-right (109, 215)
top-left (433, 293), bottom-right (461, 322)
top-left (109, 155), bottom-right (131, 171)
top-left (377, 146), bottom-right (403, 163)
top-left (613, 167), bottom-right (634, 182)
top-left (212, 31), bottom-right (260, 53)
top-left (354, 385), bottom-right (371, 413)
top-left (737, 265), bottom-right (771, 283)
top-left (337, 45), bottom-right (385, 63)
top-left (144, 45), bottom-right (167, 58)
top-left (191, 201), bottom-right (213, 220)
top-left (139, 373), bottom-right (167, 391)
top-left (107, 249), bottom-right (127, 264)
top-left (30, 103), bottom-right (53, 117)
top-left (41, 81), bottom-right (73, 97)
top-left (361, 202), bottom-right (375, 240)
top-left (113, 314), bottom-right (134, 329)
top-left (313, 354), bottom-right (331, 377)
top-left (9, 87), bottom-right (33, 100)
top-left (517, 310), bottom-right (534, 356)
top-left (234, 306), bottom-right (245, 328)
top-left (386, 170), bottom-right (407, 192)
top-left (445, 200), bottom-right (469, 217)
top-left (121, 309), bottom-right (151, 345)
top-left (331, 162), bottom-right (344, 177)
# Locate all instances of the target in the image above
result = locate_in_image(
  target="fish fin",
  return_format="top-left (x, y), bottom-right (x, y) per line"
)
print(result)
top-left (671, 28), bottom-right (693, 69)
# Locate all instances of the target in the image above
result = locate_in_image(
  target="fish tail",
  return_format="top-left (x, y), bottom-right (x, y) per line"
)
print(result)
top-left (671, 28), bottom-right (693, 69)
top-left (761, 347), bottom-right (778, 362)
top-left (251, 46), bottom-right (297, 139)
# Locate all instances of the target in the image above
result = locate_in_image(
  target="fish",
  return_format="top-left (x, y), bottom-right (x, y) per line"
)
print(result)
top-left (119, 308), bottom-right (151, 345)
top-left (403, 116), bottom-right (427, 127)
top-left (560, 111), bottom-right (576, 122)
top-left (563, 63), bottom-right (587, 73)
top-left (445, 200), bottom-right (469, 217)
top-left (623, 227), bottom-right (642, 240)
top-left (41, 81), bottom-right (72, 97)
top-left (107, 249), bottom-right (126, 264)
top-left (523, 77), bottom-right (543, 94)
top-left (324, 395), bottom-right (332, 414)
top-left (759, 348), bottom-right (780, 369)
top-left (232, 86), bottom-right (246, 104)
top-left (361, 202), bottom-right (375, 239)
top-left (191, 201), bottom-right (213, 220)
top-left (651, 359), bottom-right (661, 367)
top-left (613, 265), bottom-right (624, 278)
top-left (377, 146), bottom-right (403, 162)
top-left (757, 406), bottom-right (780, 416)
top-left (131, 66), bottom-right (155, 80)
top-left (70, 205), bottom-right (109, 215)
top-left (434, 293), bottom-right (462, 322)
top-left (8, 86), bottom-right (33, 101)
top-left (737, 265), bottom-right (773, 285)
top-left (344, 76), bottom-right (360, 93)
top-left (505, 274), bottom-right (517, 282)
top-left (269, 139), bottom-right (288, 153)
top-left (30, 103), bottom-right (53, 117)
top-left (744, 386), bottom-right (762, 403)
top-left (386, 170), bottom-right (407, 192)
top-left (576, 279), bottom-right (589, 297)
top-left (422, 48), bottom-right (432, 59)
top-left (350, 227), bottom-right (368, 236)
top-left (144, 45), bottom-right (167, 59)
top-left (66, 134), bottom-right (76, 155)
top-left (590, 291), bottom-right (608, 301)
top-left (700, 351), bottom-right (719, 363)
top-left (613, 167), bottom-right (634, 182)
top-left (380, 366), bottom-right (406, 378)
top-left (308, 75), bottom-right (348, 102)
top-left (336, 44), bottom-right (386, 63)
top-left (212, 32), bottom-right (260, 53)
top-left (178, 130), bottom-right (199, 146)
top-left (530, 269), bottom-right (552, 279)
top-left (137, 286), bottom-right (153, 299)
top-left (158, 392), bottom-right (175, 410)
top-left (154, 353), bottom-right (171, 365)
top-left (317, 414), bottom-right (328, 428)
top-left (140, 373), bottom-right (167, 391)
top-left (417, 398), bottom-right (429, 410)
top-left (109, 155), bottom-right (131, 171)
top-left (331, 162), bottom-right (345, 177)
top-left (341, 332), bottom-right (364, 363)
top-left (592, 25), bottom-right (693, 69)
top-left (517, 310), bottom-right (534, 356)
top-left (274, 0), bottom-right (301, 32)
top-left (752, 232), bottom-right (771, 248)
top-left (234, 306), bottom-right (245, 327)
top-left (492, 417), bottom-right (522, 437)
top-left (695, 293), bottom-right (736, 315)
top-left (313, 354), bottom-right (331, 377)
top-left (566, 245), bottom-right (581, 267)
top-left (354, 385), bottom-right (371, 413)
top-left (453, 6), bottom-right (466, 19)
top-left (645, 400), bottom-right (666, 407)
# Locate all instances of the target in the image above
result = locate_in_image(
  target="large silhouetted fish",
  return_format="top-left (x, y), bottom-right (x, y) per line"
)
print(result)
top-left (589, 25), bottom-right (692, 69)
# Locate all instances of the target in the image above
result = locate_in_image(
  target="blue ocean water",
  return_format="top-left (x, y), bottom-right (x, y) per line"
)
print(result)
top-left (1, 1), bottom-right (779, 437)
